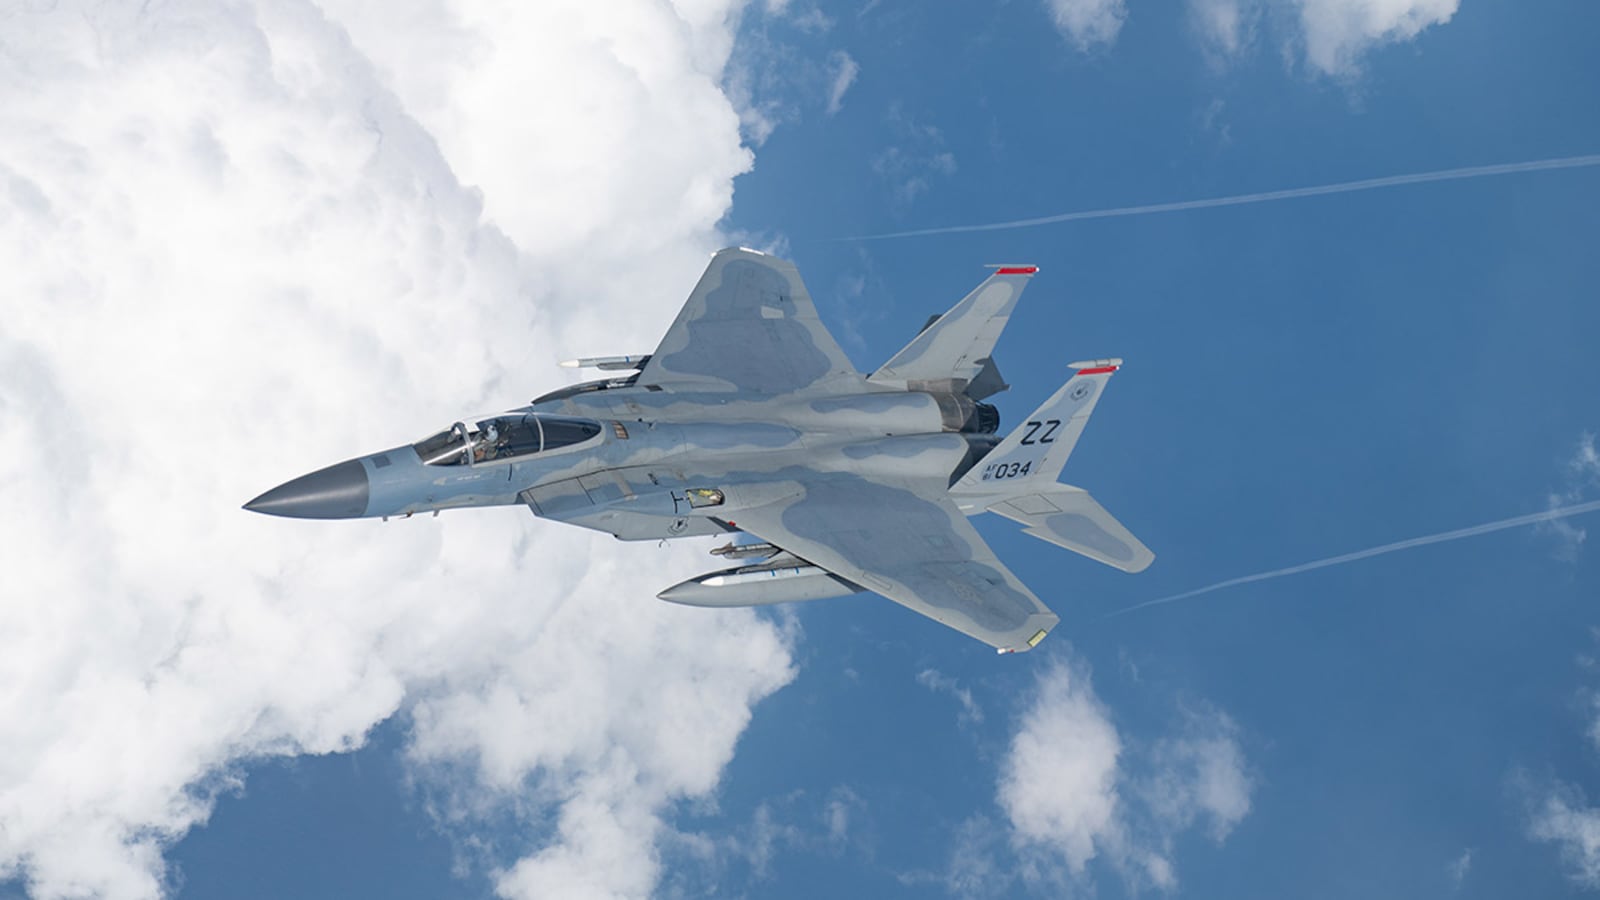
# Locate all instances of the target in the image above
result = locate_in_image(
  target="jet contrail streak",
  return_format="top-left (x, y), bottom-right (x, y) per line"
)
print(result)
top-left (1104, 498), bottom-right (1600, 620)
top-left (843, 154), bottom-right (1600, 241)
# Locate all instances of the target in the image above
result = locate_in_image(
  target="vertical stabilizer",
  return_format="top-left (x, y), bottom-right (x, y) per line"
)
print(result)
top-left (952, 359), bottom-right (1121, 493)
top-left (950, 359), bottom-right (1154, 573)
top-left (868, 266), bottom-right (1038, 396)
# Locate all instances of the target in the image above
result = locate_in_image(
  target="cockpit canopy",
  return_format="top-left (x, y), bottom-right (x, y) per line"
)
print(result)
top-left (413, 414), bottom-right (602, 467)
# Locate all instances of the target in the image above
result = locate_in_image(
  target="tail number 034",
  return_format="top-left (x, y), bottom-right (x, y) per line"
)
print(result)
top-left (982, 460), bottom-right (1032, 480)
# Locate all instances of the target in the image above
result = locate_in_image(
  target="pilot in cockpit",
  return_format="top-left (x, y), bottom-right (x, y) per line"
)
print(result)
top-left (471, 422), bottom-right (498, 463)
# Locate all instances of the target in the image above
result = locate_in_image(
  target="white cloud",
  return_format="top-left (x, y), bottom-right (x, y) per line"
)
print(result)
top-left (1530, 786), bottom-right (1600, 889)
top-left (0, 2), bottom-right (795, 899)
top-left (661, 785), bottom-right (864, 889)
top-left (917, 668), bottom-right (985, 726)
top-left (941, 815), bottom-right (1007, 897)
top-left (1577, 436), bottom-right (1600, 477)
top-left (823, 786), bottom-right (863, 846)
top-left (723, 12), bottom-right (857, 144)
top-left (872, 105), bottom-right (957, 207)
top-left (1000, 662), bottom-right (1125, 877)
top-left (1519, 634), bottom-right (1600, 889)
top-left (1296, 0), bottom-right (1459, 77)
top-left (764, 0), bottom-right (834, 33)
top-left (1543, 432), bottom-right (1600, 561)
top-left (1139, 708), bottom-right (1253, 843)
top-left (826, 51), bottom-right (859, 116)
top-left (320, 0), bottom-right (752, 264)
top-left (1545, 507), bottom-right (1588, 561)
top-left (1446, 848), bottom-right (1473, 889)
top-left (1042, 0), bottom-right (1455, 79)
top-left (1578, 632), bottom-right (1600, 756)
top-left (993, 661), bottom-right (1253, 892)
top-left (1188, 0), bottom-right (1258, 63)
top-left (871, 145), bottom-right (957, 205)
top-left (1043, 0), bottom-right (1128, 52)
top-left (1586, 692), bottom-right (1600, 755)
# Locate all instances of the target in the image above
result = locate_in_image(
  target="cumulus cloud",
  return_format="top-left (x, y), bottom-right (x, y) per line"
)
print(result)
top-left (999, 662), bottom-right (1125, 877)
top-left (1043, 0), bottom-right (1128, 51)
top-left (0, 2), bottom-right (795, 899)
top-left (1529, 786), bottom-right (1600, 889)
top-left (1138, 708), bottom-right (1253, 843)
top-left (1519, 632), bottom-right (1600, 889)
top-left (1296, 0), bottom-right (1459, 77)
top-left (992, 661), bottom-right (1253, 892)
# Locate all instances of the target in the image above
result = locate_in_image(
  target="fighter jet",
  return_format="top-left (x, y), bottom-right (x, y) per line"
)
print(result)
top-left (245, 248), bottom-right (1153, 653)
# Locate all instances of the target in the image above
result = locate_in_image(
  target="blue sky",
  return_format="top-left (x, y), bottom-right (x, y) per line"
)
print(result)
top-left (4, 2), bottom-right (1599, 898)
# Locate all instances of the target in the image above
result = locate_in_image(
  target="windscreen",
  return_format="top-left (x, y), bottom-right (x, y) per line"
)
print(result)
top-left (413, 415), bottom-right (602, 466)
top-left (539, 416), bottom-right (603, 450)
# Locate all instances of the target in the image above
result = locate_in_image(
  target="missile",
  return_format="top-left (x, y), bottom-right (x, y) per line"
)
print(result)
top-left (709, 541), bottom-right (782, 560)
top-left (1067, 357), bottom-right (1122, 372)
top-left (658, 562), bottom-right (862, 608)
top-left (558, 354), bottom-right (652, 371)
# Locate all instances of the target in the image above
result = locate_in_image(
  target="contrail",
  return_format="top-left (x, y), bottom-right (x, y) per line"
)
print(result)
top-left (1104, 498), bottom-right (1600, 620)
top-left (843, 154), bottom-right (1600, 241)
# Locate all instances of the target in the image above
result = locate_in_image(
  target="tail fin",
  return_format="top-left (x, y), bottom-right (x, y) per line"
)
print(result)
top-left (950, 359), bottom-right (1155, 573)
top-left (868, 265), bottom-right (1038, 399)
top-left (952, 359), bottom-right (1122, 493)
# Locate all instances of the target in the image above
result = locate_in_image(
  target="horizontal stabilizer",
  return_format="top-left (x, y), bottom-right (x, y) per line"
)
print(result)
top-left (987, 487), bottom-right (1154, 573)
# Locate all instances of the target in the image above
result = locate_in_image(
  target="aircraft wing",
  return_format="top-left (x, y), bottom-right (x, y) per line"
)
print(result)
top-left (728, 472), bottom-right (1060, 652)
top-left (636, 248), bottom-right (860, 394)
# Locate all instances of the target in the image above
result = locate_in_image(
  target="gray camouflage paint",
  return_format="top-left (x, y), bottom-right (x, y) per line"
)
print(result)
top-left (643, 253), bottom-right (856, 395)
top-left (771, 472), bottom-right (1042, 634)
top-left (1043, 512), bottom-right (1135, 562)
top-left (245, 248), bottom-right (1150, 652)
top-left (869, 272), bottom-right (1027, 385)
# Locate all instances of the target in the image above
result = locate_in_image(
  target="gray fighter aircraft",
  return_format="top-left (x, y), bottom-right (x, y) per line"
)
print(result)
top-left (245, 248), bottom-right (1153, 653)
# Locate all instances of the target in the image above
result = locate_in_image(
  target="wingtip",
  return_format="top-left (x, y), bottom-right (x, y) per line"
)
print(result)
top-left (997, 624), bottom-right (1054, 654)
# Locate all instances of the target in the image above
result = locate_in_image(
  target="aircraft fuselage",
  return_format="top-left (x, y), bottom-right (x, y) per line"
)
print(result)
top-left (246, 385), bottom-right (1000, 545)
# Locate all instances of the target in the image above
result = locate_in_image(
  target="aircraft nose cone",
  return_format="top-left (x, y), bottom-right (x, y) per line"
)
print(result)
top-left (244, 460), bottom-right (370, 519)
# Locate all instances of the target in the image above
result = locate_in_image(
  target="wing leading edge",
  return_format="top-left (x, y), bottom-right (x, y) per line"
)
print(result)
top-left (727, 472), bottom-right (1059, 653)
top-left (637, 248), bottom-right (860, 395)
